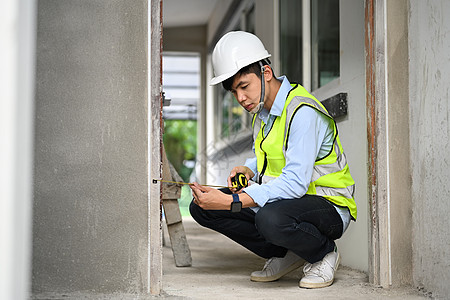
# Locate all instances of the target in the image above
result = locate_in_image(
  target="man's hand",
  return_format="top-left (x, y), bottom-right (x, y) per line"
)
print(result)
top-left (228, 166), bottom-right (254, 193)
top-left (190, 182), bottom-right (231, 210)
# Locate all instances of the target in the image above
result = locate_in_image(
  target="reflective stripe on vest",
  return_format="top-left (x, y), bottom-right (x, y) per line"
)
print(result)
top-left (252, 84), bottom-right (357, 220)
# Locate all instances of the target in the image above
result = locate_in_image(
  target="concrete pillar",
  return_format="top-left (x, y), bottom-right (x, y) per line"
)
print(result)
top-left (366, 0), bottom-right (412, 287)
top-left (32, 0), bottom-right (159, 296)
top-left (385, 0), bottom-right (412, 286)
top-left (409, 0), bottom-right (450, 298)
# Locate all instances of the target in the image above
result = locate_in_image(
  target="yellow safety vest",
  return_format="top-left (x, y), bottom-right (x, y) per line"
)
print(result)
top-left (252, 84), bottom-right (357, 220)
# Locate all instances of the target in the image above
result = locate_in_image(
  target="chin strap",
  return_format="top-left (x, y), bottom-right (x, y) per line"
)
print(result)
top-left (249, 61), bottom-right (266, 115)
top-left (249, 102), bottom-right (264, 114)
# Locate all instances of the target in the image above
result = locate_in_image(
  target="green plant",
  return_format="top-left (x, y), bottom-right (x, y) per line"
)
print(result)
top-left (163, 120), bottom-right (197, 182)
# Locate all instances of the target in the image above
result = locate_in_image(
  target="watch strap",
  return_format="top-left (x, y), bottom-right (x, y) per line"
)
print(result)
top-left (230, 193), bottom-right (242, 213)
top-left (232, 193), bottom-right (239, 202)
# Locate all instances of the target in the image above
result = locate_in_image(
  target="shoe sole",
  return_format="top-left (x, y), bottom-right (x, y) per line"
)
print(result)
top-left (250, 259), bottom-right (305, 282)
top-left (299, 254), bottom-right (341, 289)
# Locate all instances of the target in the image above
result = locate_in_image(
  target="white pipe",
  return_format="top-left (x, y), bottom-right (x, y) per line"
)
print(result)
top-left (0, 0), bottom-right (36, 299)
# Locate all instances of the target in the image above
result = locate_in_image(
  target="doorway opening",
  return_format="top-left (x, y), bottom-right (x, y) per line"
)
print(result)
top-left (162, 52), bottom-right (200, 216)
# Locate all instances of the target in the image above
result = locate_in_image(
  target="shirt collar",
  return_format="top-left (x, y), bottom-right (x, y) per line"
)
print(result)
top-left (260, 76), bottom-right (291, 118)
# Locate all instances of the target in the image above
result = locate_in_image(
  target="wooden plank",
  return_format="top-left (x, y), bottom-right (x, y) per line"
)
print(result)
top-left (166, 222), bottom-right (192, 267)
top-left (161, 143), bottom-right (192, 268)
top-left (161, 145), bottom-right (182, 199)
top-left (162, 145), bottom-right (172, 181)
top-left (162, 185), bottom-right (182, 200)
top-left (169, 158), bottom-right (183, 183)
top-left (163, 199), bottom-right (182, 225)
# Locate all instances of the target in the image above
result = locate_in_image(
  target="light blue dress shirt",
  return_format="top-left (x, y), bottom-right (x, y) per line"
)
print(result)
top-left (243, 76), bottom-right (350, 233)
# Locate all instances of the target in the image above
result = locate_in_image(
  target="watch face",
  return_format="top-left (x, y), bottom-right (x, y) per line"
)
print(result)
top-left (231, 201), bottom-right (242, 213)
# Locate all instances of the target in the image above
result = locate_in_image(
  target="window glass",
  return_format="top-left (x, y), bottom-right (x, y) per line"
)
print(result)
top-left (215, 3), bottom-right (255, 139)
top-left (279, 0), bottom-right (339, 90)
top-left (279, 0), bottom-right (303, 83)
top-left (219, 86), bottom-right (247, 139)
top-left (311, 0), bottom-right (340, 89)
top-left (220, 89), bottom-right (231, 138)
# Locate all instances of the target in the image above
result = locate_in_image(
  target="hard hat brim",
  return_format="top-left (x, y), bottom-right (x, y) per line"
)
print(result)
top-left (210, 53), bottom-right (272, 86)
top-left (210, 70), bottom-right (238, 86)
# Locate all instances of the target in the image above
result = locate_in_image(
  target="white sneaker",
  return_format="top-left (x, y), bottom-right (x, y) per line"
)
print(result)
top-left (251, 250), bottom-right (305, 282)
top-left (299, 250), bottom-right (340, 288)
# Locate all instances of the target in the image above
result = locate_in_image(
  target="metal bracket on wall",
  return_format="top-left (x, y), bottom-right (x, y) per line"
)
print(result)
top-left (162, 91), bottom-right (171, 107)
top-left (321, 92), bottom-right (348, 119)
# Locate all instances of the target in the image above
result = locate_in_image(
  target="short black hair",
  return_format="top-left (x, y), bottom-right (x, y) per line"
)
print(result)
top-left (222, 59), bottom-right (273, 91)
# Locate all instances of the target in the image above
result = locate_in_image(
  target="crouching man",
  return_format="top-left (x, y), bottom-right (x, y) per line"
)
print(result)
top-left (190, 31), bottom-right (357, 289)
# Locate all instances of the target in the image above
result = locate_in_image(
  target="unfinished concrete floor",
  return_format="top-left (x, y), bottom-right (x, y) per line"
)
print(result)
top-left (162, 217), bottom-right (428, 300)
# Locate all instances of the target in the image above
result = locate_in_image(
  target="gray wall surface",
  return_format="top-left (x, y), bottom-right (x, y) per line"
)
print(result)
top-left (409, 0), bottom-right (450, 298)
top-left (33, 0), bottom-right (149, 296)
top-left (312, 0), bottom-right (368, 272)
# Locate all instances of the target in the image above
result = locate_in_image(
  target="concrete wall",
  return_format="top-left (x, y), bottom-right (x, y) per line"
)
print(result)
top-left (409, 0), bottom-right (450, 298)
top-left (33, 0), bottom-right (150, 296)
top-left (255, 0), bottom-right (277, 62)
top-left (312, 0), bottom-right (368, 272)
top-left (207, 0), bottom-right (234, 45)
top-left (164, 25), bottom-right (206, 52)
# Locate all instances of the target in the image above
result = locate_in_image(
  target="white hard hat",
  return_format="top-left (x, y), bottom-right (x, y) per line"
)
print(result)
top-left (210, 31), bottom-right (271, 86)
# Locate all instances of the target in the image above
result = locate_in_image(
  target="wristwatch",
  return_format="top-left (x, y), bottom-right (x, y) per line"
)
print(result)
top-left (230, 194), bottom-right (242, 213)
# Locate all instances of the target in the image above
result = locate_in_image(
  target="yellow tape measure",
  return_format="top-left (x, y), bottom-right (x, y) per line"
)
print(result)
top-left (152, 172), bottom-right (248, 190)
top-left (230, 173), bottom-right (248, 190)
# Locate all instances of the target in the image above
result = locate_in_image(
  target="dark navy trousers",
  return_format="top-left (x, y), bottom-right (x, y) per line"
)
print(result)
top-left (189, 190), bottom-right (344, 264)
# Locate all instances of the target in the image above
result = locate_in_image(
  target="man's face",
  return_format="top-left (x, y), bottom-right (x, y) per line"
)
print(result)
top-left (229, 72), bottom-right (262, 112)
